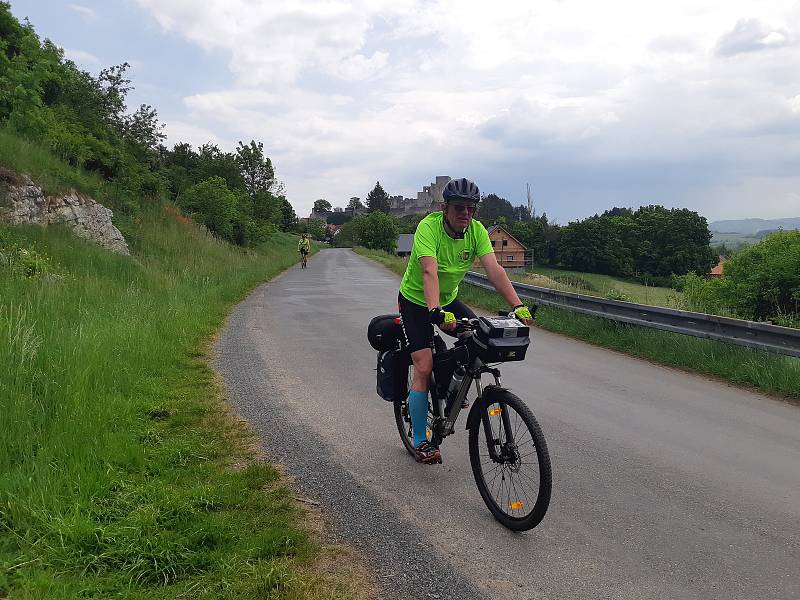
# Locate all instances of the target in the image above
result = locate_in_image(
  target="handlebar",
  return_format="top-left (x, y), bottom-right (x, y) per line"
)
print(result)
top-left (445, 304), bottom-right (539, 338)
top-left (497, 304), bottom-right (538, 319)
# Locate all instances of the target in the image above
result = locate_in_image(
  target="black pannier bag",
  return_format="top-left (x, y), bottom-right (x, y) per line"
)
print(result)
top-left (472, 316), bottom-right (530, 362)
top-left (368, 314), bottom-right (404, 351)
top-left (432, 343), bottom-right (467, 399)
top-left (376, 350), bottom-right (397, 401)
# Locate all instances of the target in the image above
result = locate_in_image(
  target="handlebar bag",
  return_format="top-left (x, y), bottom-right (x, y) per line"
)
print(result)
top-left (473, 316), bottom-right (530, 362)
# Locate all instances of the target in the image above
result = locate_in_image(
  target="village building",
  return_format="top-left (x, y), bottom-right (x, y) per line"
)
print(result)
top-left (396, 223), bottom-right (528, 271)
top-left (396, 233), bottom-right (415, 257)
top-left (485, 224), bottom-right (528, 271)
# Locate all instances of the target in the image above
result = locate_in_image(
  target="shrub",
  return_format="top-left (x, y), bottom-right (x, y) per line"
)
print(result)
top-left (604, 289), bottom-right (631, 302)
top-left (351, 212), bottom-right (398, 253)
top-left (178, 177), bottom-right (239, 242)
top-left (720, 230), bottom-right (800, 320)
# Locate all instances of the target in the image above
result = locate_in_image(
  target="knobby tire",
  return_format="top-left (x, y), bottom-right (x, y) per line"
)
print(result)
top-left (468, 390), bottom-right (551, 531)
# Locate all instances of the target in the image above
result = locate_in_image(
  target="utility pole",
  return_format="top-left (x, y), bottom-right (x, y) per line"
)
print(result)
top-left (526, 183), bottom-right (534, 219)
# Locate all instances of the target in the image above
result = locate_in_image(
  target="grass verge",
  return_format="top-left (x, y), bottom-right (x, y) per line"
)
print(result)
top-left (1, 215), bottom-right (361, 598)
top-left (354, 247), bottom-right (800, 401)
top-left (511, 265), bottom-right (679, 307)
top-left (0, 127), bottom-right (110, 200)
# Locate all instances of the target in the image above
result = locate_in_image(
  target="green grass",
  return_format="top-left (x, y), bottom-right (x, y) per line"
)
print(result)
top-left (710, 231), bottom-right (764, 248)
top-left (513, 266), bottom-right (679, 307)
top-left (354, 247), bottom-right (800, 401)
top-left (0, 127), bottom-right (110, 200)
top-left (1, 215), bottom-right (356, 598)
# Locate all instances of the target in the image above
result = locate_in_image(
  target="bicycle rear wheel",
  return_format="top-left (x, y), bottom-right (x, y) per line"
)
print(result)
top-left (394, 363), bottom-right (433, 456)
top-left (468, 390), bottom-right (551, 531)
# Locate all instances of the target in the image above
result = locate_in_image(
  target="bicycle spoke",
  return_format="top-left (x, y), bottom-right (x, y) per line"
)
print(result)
top-left (517, 449), bottom-right (540, 461)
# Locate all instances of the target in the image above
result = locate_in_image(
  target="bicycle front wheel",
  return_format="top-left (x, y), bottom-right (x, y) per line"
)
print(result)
top-left (468, 390), bottom-right (551, 531)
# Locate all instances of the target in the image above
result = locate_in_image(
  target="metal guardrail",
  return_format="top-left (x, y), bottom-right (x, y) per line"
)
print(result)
top-left (463, 271), bottom-right (800, 358)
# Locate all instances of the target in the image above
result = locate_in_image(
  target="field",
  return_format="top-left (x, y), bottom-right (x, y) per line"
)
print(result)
top-left (710, 231), bottom-right (768, 248)
top-left (509, 266), bottom-right (679, 307)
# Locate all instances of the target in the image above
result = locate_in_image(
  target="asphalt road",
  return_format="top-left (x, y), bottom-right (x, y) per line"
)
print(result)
top-left (214, 248), bottom-right (800, 600)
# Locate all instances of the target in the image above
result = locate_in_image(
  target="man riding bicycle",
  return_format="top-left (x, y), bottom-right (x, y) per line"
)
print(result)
top-left (298, 233), bottom-right (310, 265)
top-left (398, 177), bottom-right (533, 464)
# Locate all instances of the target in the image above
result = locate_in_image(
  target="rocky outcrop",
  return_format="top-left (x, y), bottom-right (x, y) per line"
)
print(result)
top-left (0, 169), bottom-right (129, 255)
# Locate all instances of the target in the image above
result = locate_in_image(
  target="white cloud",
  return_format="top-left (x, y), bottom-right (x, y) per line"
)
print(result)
top-left (67, 4), bottom-right (97, 21)
top-left (63, 48), bottom-right (100, 67)
top-left (135, 0), bottom-right (414, 84)
top-left (163, 121), bottom-right (224, 149)
top-left (135, 0), bottom-right (800, 219)
top-left (715, 18), bottom-right (795, 56)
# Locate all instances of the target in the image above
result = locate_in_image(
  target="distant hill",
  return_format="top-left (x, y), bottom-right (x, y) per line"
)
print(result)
top-left (709, 217), bottom-right (800, 234)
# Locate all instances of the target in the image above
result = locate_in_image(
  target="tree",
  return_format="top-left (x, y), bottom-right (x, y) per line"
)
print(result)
top-left (304, 218), bottom-right (326, 241)
top-left (629, 206), bottom-right (714, 277)
top-left (327, 211), bottom-right (353, 226)
top-left (512, 205), bottom-right (532, 221)
top-left (395, 213), bottom-right (425, 234)
top-left (366, 181), bottom-right (390, 213)
top-left (252, 190), bottom-right (282, 226)
top-left (197, 143), bottom-right (244, 191)
top-left (235, 140), bottom-right (274, 198)
top-left (602, 207), bottom-right (633, 218)
top-left (179, 177), bottom-right (239, 241)
top-left (715, 230), bottom-right (800, 320)
top-left (347, 196), bottom-right (364, 211)
top-left (477, 193), bottom-right (515, 223)
top-left (335, 219), bottom-right (357, 247)
top-left (121, 103), bottom-right (165, 153)
top-left (313, 199), bottom-right (332, 213)
top-left (352, 211), bottom-right (398, 253)
top-left (558, 216), bottom-right (633, 276)
top-left (278, 197), bottom-right (298, 231)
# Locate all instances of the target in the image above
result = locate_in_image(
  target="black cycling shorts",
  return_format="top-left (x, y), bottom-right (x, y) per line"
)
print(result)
top-left (398, 291), bottom-right (476, 353)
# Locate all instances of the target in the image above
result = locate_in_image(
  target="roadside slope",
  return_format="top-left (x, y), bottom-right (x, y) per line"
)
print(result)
top-left (0, 215), bottom-right (363, 598)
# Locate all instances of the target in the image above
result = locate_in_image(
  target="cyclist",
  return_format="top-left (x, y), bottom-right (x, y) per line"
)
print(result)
top-left (298, 233), bottom-right (310, 266)
top-left (398, 177), bottom-right (533, 464)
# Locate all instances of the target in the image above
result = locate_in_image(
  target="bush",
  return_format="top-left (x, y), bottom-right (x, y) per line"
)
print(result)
top-left (352, 211), bottom-right (397, 254)
top-left (674, 231), bottom-right (800, 324)
top-left (351, 212), bottom-right (398, 253)
top-left (719, 230), bottom-right (800, 320)
top-left (178, 177), bottom-right (239, 242)
top-left (604, 289), bottom-right (631, 302)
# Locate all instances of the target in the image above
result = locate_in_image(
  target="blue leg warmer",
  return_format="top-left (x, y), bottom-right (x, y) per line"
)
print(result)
top-left (408, 389), bottom-right (429, 448)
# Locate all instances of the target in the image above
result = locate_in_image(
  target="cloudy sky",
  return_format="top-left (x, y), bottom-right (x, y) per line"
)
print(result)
top-left (10, 1), bottom-right (800, 222)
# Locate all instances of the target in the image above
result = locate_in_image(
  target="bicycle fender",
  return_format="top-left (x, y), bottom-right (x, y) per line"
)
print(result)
top-left (465, 384), bottom-right (508, 430)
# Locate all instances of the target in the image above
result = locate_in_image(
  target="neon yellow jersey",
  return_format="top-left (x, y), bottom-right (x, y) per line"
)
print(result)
top-left (298, 238), bottom-right (310, 251)
top-left (399, 212), bottom-right (494, 307)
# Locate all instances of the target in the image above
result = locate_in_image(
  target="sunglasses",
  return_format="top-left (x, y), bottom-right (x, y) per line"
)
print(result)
top-left (450, 203), bottom-right (477, 215)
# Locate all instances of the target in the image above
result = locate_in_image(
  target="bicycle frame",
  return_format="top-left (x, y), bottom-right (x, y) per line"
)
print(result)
top-left (428, 346), bottom-right (508, 454)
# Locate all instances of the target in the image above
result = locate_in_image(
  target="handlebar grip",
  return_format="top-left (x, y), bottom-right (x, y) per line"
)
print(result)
top-left (499, 305), bottom-right (539, 318)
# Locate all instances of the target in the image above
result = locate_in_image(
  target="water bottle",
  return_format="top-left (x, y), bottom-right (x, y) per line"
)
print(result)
top-left (445, 366), bottom-right (466, 414)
